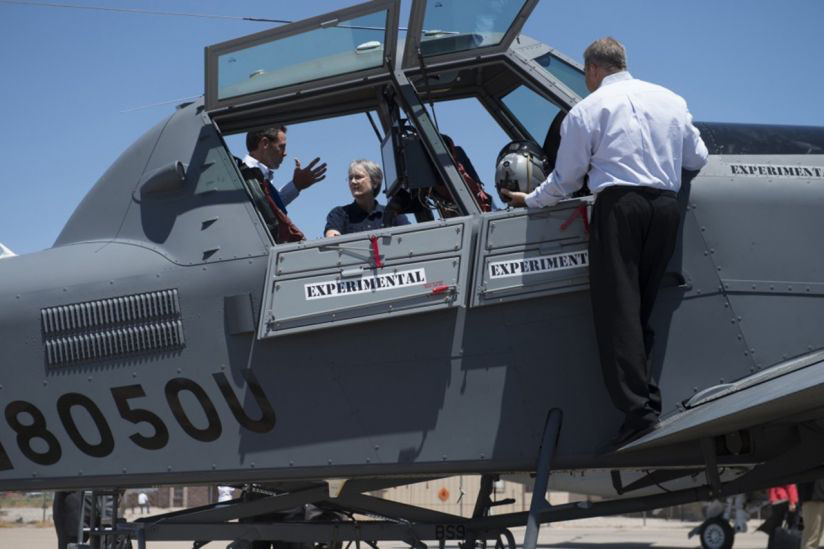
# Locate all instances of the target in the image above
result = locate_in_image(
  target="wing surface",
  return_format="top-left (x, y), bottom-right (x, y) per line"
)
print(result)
top-left (620, 350), bottom-right (824, 452)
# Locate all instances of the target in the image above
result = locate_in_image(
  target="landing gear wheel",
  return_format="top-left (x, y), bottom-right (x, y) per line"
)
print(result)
top-left (699, 517), bottom-right (735, 549)
top-left (469, 529), bottom-right (515, 549)
top-left (494, 528), bottom-right (516, 549)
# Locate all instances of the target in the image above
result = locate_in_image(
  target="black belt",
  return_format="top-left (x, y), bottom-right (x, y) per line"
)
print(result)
top-left (597, 185), bottom-right (677, 199)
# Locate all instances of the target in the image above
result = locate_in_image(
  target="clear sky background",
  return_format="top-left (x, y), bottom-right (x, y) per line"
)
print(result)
top-left (1, 0), bottom-right (822, 255)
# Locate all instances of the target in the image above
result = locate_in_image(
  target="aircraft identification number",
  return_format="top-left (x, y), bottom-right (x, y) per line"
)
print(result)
top-left (0, 370), bottom-right (274, 470)
top-left (435, 524), bottom-right (466, 540)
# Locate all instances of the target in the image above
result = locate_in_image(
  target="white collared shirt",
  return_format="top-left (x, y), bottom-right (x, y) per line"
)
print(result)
top-left (242, 154), bottom-right (299, 206)
top-left (525, 71), bottom-right (708, 209)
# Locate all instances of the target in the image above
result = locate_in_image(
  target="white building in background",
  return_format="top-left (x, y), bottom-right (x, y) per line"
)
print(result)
top-left (0, 243), bottom-right (15, 259)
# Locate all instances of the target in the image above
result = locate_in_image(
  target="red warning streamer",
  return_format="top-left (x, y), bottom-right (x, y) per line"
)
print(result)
top-left (560, 204), bottom-right (590, 234)
top-left (369, 235), bottom-right (383, 268)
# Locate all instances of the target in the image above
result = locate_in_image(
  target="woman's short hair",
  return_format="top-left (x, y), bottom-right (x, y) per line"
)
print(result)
top-left (349, 159), bottom-right (383, 196)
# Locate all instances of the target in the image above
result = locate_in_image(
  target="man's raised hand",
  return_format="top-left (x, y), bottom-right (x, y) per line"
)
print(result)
top-left (293, 157), bottom-right (328, 190)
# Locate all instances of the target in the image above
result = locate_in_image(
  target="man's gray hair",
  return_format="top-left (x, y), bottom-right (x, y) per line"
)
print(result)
top-left (349, 159), bottom-right (383, 196)
top-left (583, 37), bottom-right (627, 71)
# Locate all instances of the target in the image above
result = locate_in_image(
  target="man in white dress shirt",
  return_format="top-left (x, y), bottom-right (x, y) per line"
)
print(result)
top-left (503, 37), bottom-right (708, 447)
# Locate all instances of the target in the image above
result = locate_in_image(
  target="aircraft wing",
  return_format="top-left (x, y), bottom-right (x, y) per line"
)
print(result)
top-left (0, 242), bottom-right (15, 258)
top-left (620, 349), bottom-right (824, 452)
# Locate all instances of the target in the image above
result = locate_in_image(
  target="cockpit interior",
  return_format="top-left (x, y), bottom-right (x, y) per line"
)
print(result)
top-left (203, 0), bottom-right (586, 244)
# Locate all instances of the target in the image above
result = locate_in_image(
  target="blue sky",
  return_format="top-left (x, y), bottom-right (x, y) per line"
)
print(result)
top-left (1, 0), bottom-right (822, 255)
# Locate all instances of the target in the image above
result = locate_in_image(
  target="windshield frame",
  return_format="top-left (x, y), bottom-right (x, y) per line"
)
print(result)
top-left (401, 0), bottom-right (538, 71)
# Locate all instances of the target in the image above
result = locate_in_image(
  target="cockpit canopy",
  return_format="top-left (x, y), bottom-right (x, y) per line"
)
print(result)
top-left (203, 0), bottom-right (566, 123)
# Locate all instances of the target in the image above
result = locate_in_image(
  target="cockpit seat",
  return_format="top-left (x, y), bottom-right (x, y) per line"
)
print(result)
top-left (542, 111), bottom-right (589, 197)
top-left (236, 158), bottom-right (305, 244)
top-left (441, 134), bottom-right (492, 212)
top-left (542, 111), bottom-right (566, 173)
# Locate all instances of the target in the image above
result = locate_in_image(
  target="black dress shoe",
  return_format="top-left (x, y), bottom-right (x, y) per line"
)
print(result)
top-left (601, 421), bottom-right (657, 454)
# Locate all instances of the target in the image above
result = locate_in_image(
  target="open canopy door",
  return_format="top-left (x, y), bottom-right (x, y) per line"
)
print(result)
top-left (402, 0), bottom-right (538, 71)
top-left (205, 0), bottom-right (399, 114)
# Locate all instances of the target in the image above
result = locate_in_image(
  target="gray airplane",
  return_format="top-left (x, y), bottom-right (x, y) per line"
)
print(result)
top-left (1, 1), bottom-right (824, 548)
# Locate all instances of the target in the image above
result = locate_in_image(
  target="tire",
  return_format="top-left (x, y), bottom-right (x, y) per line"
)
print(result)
top-left (699, 517), bottom-right (736, 549)
top-left (494, 529), bottom-right (516, 549)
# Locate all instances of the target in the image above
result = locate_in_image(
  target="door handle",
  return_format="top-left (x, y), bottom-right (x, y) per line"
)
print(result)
top-left (340, 267), bottom-right (365, 278)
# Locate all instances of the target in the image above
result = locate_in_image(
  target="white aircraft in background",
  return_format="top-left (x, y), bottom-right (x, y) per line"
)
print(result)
top-left (0, 243), bottom-right (15, 259)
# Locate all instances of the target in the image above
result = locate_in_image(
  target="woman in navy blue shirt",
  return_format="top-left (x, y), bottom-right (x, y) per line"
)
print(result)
top-left (324, 159), bottom-right (409, 237)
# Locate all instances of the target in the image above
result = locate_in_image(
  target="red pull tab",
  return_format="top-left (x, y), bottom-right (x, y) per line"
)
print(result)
top-left (580, 204), bottom-right (590, 233)
top-left (560, 204), bottom-right (590, 234)
top-left (369, 235), bottom-right (383, 268)
top-left (431, 284), bottom-right (450, 295)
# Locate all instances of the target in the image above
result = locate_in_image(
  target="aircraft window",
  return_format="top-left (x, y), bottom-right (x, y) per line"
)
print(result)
top-left (193, 144), bottom-right (241, 195)
top-left (421, 98), bottom-right (509, 210)
top-left (417, 0), bottom-right (526, 57)
top-left (215, 10), bottom-right (387, 102)
top-left (223, 112), bottom-right (432, 245)
top-left (534, 52), bottom-right (588, 99)
top-left (696, 122), bottom-right (824, 155)
top-left (500, 85), bottom-right (562, 145)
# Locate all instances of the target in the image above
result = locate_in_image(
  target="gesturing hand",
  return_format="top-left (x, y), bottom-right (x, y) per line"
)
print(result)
top-left (293, 157), bottom-right (328, 190)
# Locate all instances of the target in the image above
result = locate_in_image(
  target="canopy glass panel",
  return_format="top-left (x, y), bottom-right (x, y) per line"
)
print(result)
top-left (418, 0), bottom-right (525, 56)
top-left (217, 11), bottom-right (388, 101)
top-left (205, 1), bottom-right (398, 111)
top-left (403, 0), bottom-right (537, 68)
top-left (534, 52), bottom-right (588, 99)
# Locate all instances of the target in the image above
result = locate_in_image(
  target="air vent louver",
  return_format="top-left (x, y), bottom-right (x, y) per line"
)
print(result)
top-left (41, 289), bottom-right (184, 366)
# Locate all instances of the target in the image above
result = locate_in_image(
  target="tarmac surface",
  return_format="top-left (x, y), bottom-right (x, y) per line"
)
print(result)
top-left (0, 514), bottom-right (776, 549)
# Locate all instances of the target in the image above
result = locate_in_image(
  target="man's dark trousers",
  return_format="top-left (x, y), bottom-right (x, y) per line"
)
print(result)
top-left (588, 185), bottom-right (680, 432)
top-left (53, 491), bottom-right (82, 549)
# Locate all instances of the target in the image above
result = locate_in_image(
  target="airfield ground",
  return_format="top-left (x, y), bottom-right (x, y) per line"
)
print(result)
top-left (0, 512), bottom-right (774, 548)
